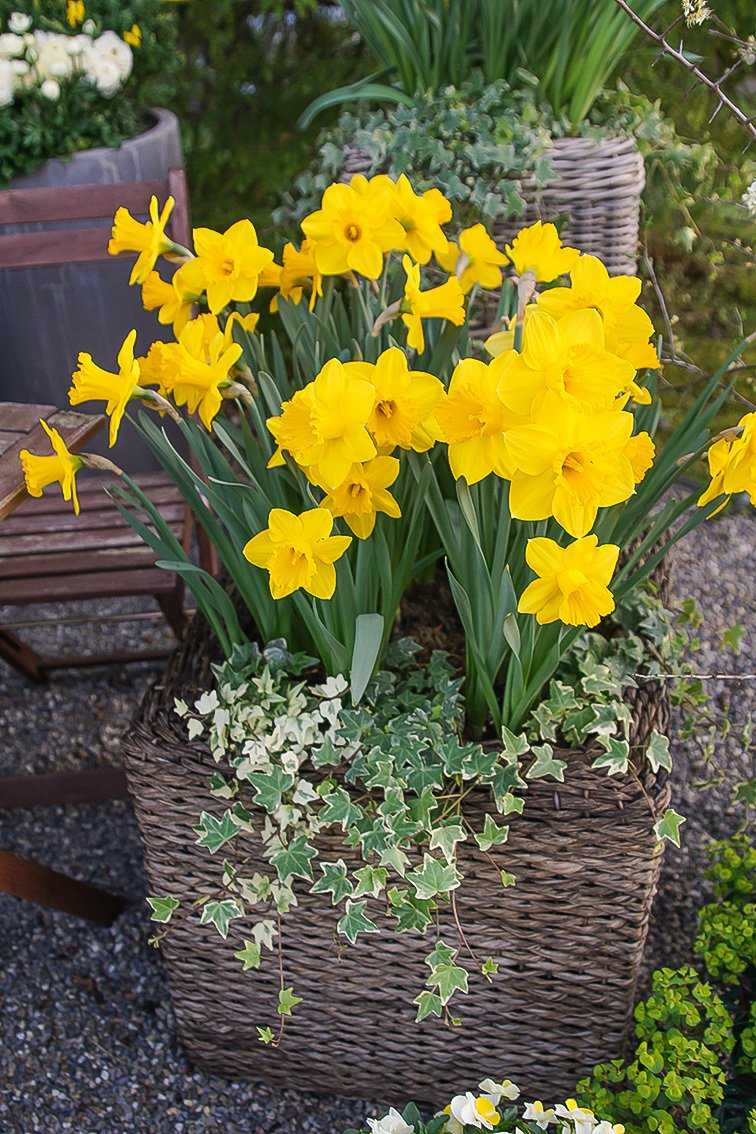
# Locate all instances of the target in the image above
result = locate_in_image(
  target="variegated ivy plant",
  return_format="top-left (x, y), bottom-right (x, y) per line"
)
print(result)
top-left (148, 587), bottom-right (690, 1044)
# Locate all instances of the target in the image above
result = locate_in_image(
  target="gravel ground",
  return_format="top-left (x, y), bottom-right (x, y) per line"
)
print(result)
top-left (0, 513), bottom-right (753, 1133)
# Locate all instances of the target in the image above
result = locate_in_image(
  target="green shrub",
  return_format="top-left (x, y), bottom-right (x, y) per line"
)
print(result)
top-left (695, 902), bottom-right (756, 986)
top-left (0, 0), bottom-right (178, 184)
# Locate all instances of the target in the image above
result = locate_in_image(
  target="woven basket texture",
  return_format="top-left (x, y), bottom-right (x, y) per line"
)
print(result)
top-left (122, 604), bottom-right (669, 1106)
top-left (342, 134), bottom-right (645, 276)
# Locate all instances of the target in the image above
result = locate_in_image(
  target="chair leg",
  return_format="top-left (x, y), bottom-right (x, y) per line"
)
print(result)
top-left (156, 591), bottom-right (185, 638)
top-left (0, 850), bottom-right (126, 926)
top-left (0, 625), bottom-right (47, 682)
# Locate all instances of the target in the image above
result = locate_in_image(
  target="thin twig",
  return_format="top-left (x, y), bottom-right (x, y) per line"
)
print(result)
top-left (612, 0), bottom-right (756, 141)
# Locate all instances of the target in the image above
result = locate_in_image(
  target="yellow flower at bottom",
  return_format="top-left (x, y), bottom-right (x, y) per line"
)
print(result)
top-left (518, 535), bottom-right (619, 628)
top-left (20, 420), bottom-right (83, 515)
top-left (108, 195), bottom-right (176, 286)
top-left (401, 255), bottom-right (465, 353)
top-left (366, 346), bottom-right (444, 452)
top-left (69, 329), bottom-right (143, 446)
top-left (124, 23), bottom-right (142, 47)
top-left (505, 220), bottom-right (580, 283)
top-left (243, 507), bottom-right (352, 600)
top-left (321, 456), bottom-right (401, 539)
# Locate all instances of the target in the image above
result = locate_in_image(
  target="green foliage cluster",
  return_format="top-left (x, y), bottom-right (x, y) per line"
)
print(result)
top-left (578, 835), bottom-right (756, 1134)
top-left (0, 0), bottom-right (178, 184)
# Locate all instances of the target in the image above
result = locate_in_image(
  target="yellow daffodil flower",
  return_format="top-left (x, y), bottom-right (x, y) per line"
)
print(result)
top-left (66, 1), bottom-right (85, 28)
top-left (141, 258), bottom-right (205, 335)
top-left (69, 329), bottom-right (143, 446)
top-left (243, 506), bottom-right (352, 600)
top-left (504, 220), bottom-right (580, 283)
top-left (267, 358), bottom-right (377, 488)
top-left (447, 1091), bottom-right (501, 1131)
top-left (698, 412), bottom-right (756, 509)
top-left (366, 347), bottom-right (444, 452)
top-left (320, 456), bottom-right (401, 538)
top-left (226, 311), bottom-right (260, 336)
top-left (522, 1100), bottom-right (558, 1129)
top-left (494, 307), bottom-right (636, 415)
top-left (138, 340), bottom-right (182, 392)
top-left (379, 173), bottom-right (451, 264)
top-left (505, 393), bottom-right (637, 536)
top-left (401, 255), bottom-right (465, 353)
top-left (124, 23), bottom-right (142, 47)
top-left (301, 179), bottom-right (404, 279)
top-left (518, 534), bottom-right (620, 628)
top-left (109, 195), bottom-right (176, 286)
top-left (538, 253), bottom-right (642, 323)
top-left (164, 315), bottom-right (243, 430)
top-left (192, 219), bottom-right (275, 314)
top-left (625, 431), bottom-right (656, 484)
top-left (270, 239), bottom-right (323, 313)
top-left (602, 301), bottom-right (660, 380)
top-left (20, 420), bottom-right (83, 515)
top-left (437, 224), bottom-right (506, 293)
top-left (435, 358), bottom-right (519, 485)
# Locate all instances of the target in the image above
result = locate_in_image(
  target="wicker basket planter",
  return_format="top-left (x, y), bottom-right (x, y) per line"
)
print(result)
top-left (343, 134), bottom-right (645, 276)
top-left (122, 609), bottom-right (670, 1106)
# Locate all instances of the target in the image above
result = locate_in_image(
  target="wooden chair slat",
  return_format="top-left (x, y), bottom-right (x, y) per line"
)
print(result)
top-left (14, 483), bottom-right (183, 518)
top-left (0, 502), bottom-right (184, 537)
top-left (0, 403), bottom-right (57, 430)
top-left (0, 545), bottom-right (163, 583)
top-left (0, 180), bottom-right (166, 226)
top-left (0, 409), bottom-right (104, 521)
top-left (1, 566), bottom-right (174, 605)
top-left (0, 522), bottom-right (184, 559)
top-left (0, 228), bottom-right (111, 270)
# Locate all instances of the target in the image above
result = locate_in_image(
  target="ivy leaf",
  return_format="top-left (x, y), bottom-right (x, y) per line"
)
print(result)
top-left (194, 809), bottom-right (240, 854)
top-left (500, 869), bottom-right (516, 888)
top-left (319, 787), bottom-right (363, 831)
top-left (499, 792), bottom-right (524, 816)
top-left (414, 990), bottom-right (443, 1022)
top-left (352, 864), bottom-right (388, 899)
top-left (427, 956), bottom-right (468, 1005)
top-left (310, 859), bottom-right (354, 905)
top-left (311, 734), bottom-right (342, 768)
top-left (247, 767), bottom-right (295, 813)
top-left (500, 725), bottom-right (530, 761)
top-left (337, 899), bottom-right (379, 945)
top-left (270, 835), bottom-right (317, 883)
top-left (234, 940), bottom-right (262, 971)
top-left (592, 736), bottom-right (630, 776)
top-left (481, 957), bottom-right (499, 978)
top-left (475, 814), bottom-right (510, 852)
top-left (388, 888), bottom-right (435, 932)
top-left (646, 730), bottom-right (672, 774)
top-left (257, 1027), bottom-right (275, 1045)
top-left (251, 919), bottom-right (278, 950)
top-left (277, 986), bottom-right (303, 1017)
top-left (147, 895), bottom-right (179, 924)
top-left (526, 744), bottom-right (566, 782)
top-left (406, 853), bottom-right (461, 900)
top-left (379, 845), bottom-right (410, 878)
top-left (199, 898), bottom-right (244, 940)
top-left (655, 808), bottom-right (686, 848)
top-left (429, 823), bottom-right (466, 864)
top-left (722, 623), bottom-right (744, 652)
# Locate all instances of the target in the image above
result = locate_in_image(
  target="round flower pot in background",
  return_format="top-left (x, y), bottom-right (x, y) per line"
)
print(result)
top-left (0, 108), bottom-right (183, 471)
top-left (121, 601), bottom-right (671, 1107)
top-left (343, 133), bottom-right (645, 276)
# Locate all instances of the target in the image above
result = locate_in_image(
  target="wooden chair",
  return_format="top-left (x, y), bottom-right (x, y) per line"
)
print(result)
top-left (0, 171), bottom-right (197, 681)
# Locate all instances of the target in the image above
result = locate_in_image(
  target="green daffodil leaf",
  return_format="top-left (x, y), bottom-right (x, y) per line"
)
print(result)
top-left (337, 899), bottom-right (379, 945)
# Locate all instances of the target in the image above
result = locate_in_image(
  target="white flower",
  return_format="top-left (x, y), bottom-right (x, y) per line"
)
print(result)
top-left (39, 77), bottom-right (60, 100)
top-left (366, 1108), bottom-right (414, 1134)
top-left (11, 57), bottom-right (27, 74)
top-left (33, 31), bottom-right (74, 80)
top-left (554, 1100), bottom-right (596, 1134)
top-left (449, 1093), bottom-right (500, 1130)
top-left (0, 32), bottom-right (24, 57)
top-left (523, 1101), bottom-right (558, 1128)
top-left (593, 1124), bottom-right (625, 1134)
top-left (0, 58), bottom-right (15, 107)
top-left (479, 1077), bottom-right (520, 1104)
top-left (312, 673), bottom-right (348, 699)
top-left (743, 180), bottom-right (756, 217)
top-left (91, 30), bottom-right (132, 81)
top-left (8, 12), bottom-right (32, 34)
